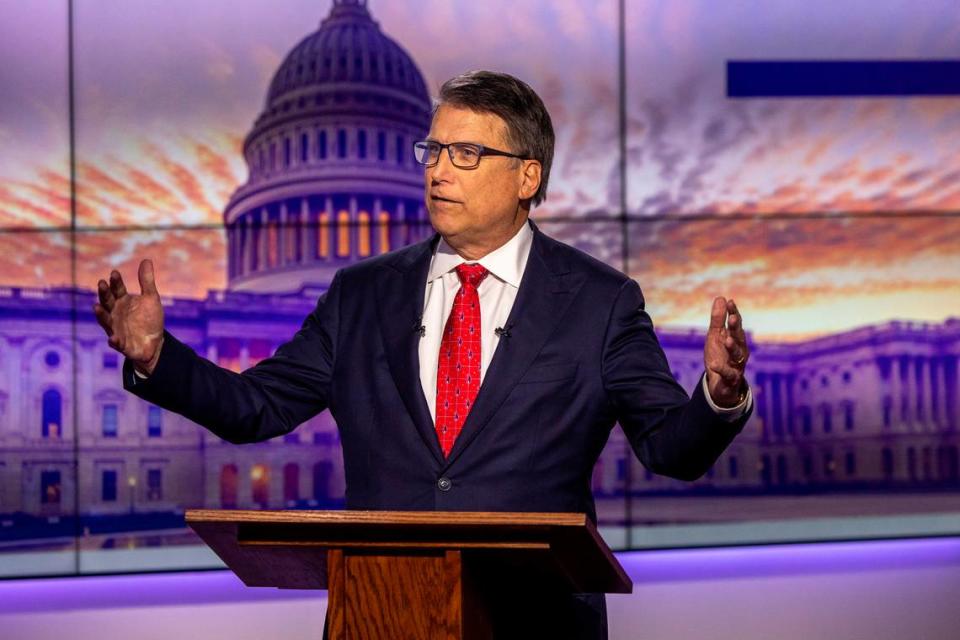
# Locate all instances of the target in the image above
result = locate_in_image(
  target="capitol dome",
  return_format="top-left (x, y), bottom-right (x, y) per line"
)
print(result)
top-left (224, 0), bottom-right (434, 293)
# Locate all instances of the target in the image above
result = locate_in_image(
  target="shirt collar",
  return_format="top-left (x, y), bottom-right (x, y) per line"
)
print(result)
top-left (427, 218), bottom-right (533, 288)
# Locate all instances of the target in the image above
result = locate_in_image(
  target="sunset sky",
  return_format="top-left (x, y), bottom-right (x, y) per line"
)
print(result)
top-left (0, 0), bottom-right (958, 340)
top-left (625, 0), bottom-right (960, 215)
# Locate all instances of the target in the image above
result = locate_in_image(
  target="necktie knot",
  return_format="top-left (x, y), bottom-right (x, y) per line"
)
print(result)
top-left (455, 263), bottom-right (489, 289)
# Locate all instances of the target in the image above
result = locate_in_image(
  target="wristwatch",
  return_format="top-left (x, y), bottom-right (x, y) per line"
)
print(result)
top-left (734, 379), bottom-right (749, 405)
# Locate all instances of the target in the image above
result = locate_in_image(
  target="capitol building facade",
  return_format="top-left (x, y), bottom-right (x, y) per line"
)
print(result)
top-left (224, 0), bottom-right (434, 294)
top-left (0, 0), bottom-right (958, 545)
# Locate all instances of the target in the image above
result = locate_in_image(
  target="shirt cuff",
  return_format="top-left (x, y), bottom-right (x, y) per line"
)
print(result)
top-left (701, 372), bottom-right (752, 421)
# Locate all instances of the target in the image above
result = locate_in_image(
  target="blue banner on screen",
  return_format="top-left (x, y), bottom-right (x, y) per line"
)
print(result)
top-left (727, 60), bottom-right (960, 97)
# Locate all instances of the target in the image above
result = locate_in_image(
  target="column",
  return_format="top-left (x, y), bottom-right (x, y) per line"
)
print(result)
top-left (300, 198), bottom-right (311, 264)
top-left (279, 202), bottom-right (288, 266)
top-left (757, 374), bottom-right (770, 442)
top-left (941, 356), bottom-right (952, 430)
top-left (7, 337), bottom-right (24, 439)
top-left (324, 196), bottom-right (334, 262)
top-left (75, 340), bottom-right (93, 445)
top-left (349, 196), bottom-right (358, 260)
top-left (887, 356), bottom-right (900, 431)
top-left (259, 208), bottom-right (269, 270)
top-left (937, 356), bottom-right (950, 431)
top-left (225, 225), bottom-right (234, 279)
top-left (785, 373), bottom-right (796, 439)
top-left (932, 357), bottom-right (944, 429)
top-left (227, 225), bottom-right (236, 279)
top-left (902, 356), bottom-right (913, 432)
top-left (234, 225), bottom-right (241, 277)
top-left (773, 373), bottom-right (785, 440)
top-left (768, 374), bottom-right (780, 441)
top-left (920, 356), bottom-right (932, 431)
top-left (372, 197), bottom-right (382, 254)
top-left (244, 216), bottom-right (254, 274)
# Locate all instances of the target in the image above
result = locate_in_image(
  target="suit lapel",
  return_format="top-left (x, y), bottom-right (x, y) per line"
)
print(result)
top-left (375, 220), bottom-right (587, 469)
top-left (375, 233), bottom-right (446, 466)
top-left (443, 220), bottom-right (586, 469)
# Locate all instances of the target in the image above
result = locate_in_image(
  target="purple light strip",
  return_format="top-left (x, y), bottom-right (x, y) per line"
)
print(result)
top-left (616, 535), bottom-right (960, 584)
top-left (0, 569), bottom-right (322, 615)
top-left (1, 536), bottom-right (958, 614)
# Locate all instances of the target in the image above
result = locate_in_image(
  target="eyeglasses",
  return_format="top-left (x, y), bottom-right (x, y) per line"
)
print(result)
top-left (412, 140), bottom-right (528, 169)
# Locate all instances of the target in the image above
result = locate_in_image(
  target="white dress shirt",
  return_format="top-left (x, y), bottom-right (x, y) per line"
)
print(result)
top-left (418, 220), bottom-right (752, 424)
top-left (418, 221), bottom-right (534, 423)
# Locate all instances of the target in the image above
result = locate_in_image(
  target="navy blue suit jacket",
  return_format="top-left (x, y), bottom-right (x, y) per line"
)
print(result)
top-left (124, 218), bottom-right (750, 638)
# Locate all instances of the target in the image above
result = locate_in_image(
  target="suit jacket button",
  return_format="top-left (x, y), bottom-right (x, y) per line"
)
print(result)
top-left (437, 477), bottom-right (452, 491)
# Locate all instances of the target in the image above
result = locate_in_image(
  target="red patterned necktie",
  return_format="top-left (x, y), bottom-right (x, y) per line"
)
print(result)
top-left (435, 263), bottom-right (489, 457)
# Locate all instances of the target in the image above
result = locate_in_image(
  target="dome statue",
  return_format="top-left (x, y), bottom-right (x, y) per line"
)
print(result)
top-left (224, 0), bottom-right (434, 293)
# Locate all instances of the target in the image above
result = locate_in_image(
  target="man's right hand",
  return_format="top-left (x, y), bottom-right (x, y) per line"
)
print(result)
top-left (93, 259), bottom-right (165, 376)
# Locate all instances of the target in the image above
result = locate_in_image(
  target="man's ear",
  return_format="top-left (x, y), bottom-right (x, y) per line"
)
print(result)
top-left (518, 160), bottom-right (542, 201)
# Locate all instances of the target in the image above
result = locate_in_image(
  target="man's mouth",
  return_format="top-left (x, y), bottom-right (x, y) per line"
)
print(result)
top-left (430, 195), bottom-right (460, 204)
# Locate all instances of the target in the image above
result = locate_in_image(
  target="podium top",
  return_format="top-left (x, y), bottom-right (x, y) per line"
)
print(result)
top-left (186, 509), bottom-right (632, 594)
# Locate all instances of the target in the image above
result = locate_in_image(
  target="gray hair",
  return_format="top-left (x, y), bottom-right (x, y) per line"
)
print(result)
top-left (436, 70), bottom-right (555, 207)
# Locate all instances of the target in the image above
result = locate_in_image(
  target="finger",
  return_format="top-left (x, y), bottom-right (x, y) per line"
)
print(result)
top-left (138, 258), bottom-right (159, 297)
top-left (92, 303), bottom-right (114, 337)
top-left (724, 334), bottom-right (746, 355)
top-left (109, 270), bottom-right (128, 299)
top-left (97, 279), bottom-right (115, 311)
top-left (709, 296), bottom-right (727, 330)
top-left (727, 299), bottom-right (747, 340)
top-left (107, 334), bottom-right (124, 352)
top-left (707, 361), bottom-right (741, 386)
top-left (726, 313), bottom-right (740, 339)
top-left (726, 308), bottom-right (740, 332)
top-left (707, 340), bottom-right (740, 370)
top-left (725, 335), bottom-right (748, 367)
top-left (106, 325), bottom-right (124, 351)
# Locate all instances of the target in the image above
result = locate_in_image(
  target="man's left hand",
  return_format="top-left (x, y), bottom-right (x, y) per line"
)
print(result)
top-left (704, 297), bottom-right (749, 408)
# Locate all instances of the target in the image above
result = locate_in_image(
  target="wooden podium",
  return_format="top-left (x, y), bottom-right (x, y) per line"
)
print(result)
top-left (186, 509), bottom-right (632, 639)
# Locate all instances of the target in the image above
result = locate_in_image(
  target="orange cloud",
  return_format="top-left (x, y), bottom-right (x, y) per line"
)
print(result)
top-left (0, 232), bottom-right (71, 287)
top-left (859, 166), bottom-right (895, 186)
top-left (142, 142), bottom-right (220, 223)
top-left (192, 141), bottom-right (236, 189)
top-left (78, 163), bottom-right (153, 210)
top-left (820, 159), bottom-right (862, 185)
top-left (121, 165), bottom-right (184, 213)
top-left (76, 229), bottom-right (226, 299)
top-left (13, 180), bottom-right (70, 220)
top-left (802, 137), bottom-right (833, 167)
top-left (0, 183), bottom-right (67, 227)
top-left (627, 216), bottom-right (960, 339)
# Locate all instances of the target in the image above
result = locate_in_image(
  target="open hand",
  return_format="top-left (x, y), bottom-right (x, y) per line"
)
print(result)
top-left (93, 259), bottom-right (165, 375)
top-left (704, 297), bottom-right (749, 408)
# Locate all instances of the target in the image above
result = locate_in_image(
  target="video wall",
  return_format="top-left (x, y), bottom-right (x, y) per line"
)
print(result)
top-left (1, 0), bottom-right (958, 578)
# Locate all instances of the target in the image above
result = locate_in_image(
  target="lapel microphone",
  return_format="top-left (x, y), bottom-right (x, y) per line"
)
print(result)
top-left (494, 322), bottom-right (513, 339)
top-left (413, 315), bottom-right (426, 337)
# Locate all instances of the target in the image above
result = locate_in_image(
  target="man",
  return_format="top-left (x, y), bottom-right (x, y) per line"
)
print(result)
top-left (94, 71), bottom-right (752, 639)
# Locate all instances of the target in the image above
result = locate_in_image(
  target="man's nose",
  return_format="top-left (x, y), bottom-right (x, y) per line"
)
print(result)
top-left (430, 148), bottom-right (457, 182)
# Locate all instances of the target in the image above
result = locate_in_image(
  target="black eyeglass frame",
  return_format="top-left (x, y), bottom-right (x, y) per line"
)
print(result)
top-left (412, 140), bottom-right (530, 169)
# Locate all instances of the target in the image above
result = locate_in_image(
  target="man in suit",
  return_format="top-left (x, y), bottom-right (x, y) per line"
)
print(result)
top-left (94, 71), bottom-right (752, 639)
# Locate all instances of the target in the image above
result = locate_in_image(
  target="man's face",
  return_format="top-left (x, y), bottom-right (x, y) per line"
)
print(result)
top-left (424, 104), bottom-right (529, 250)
